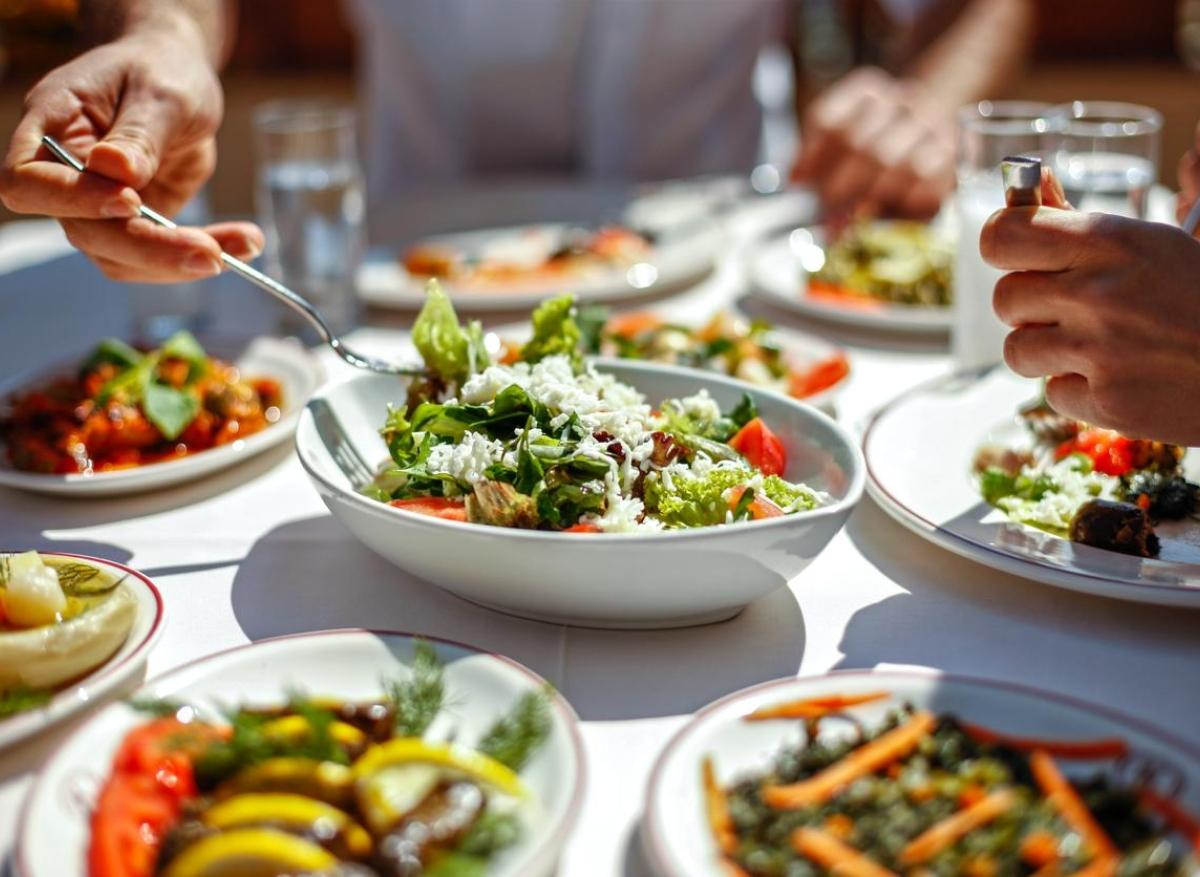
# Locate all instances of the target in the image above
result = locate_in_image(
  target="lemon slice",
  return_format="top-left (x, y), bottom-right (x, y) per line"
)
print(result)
top-left (215, 758), bottom-right (355, 808)
top-left (203, 794), bottom-right (371, 859)
top-left (261, 714), bottom-right (366, 750)
top-left (353, 738), bottom-right (526, 797)
top-left (161, 828), bottom-right (336, 877)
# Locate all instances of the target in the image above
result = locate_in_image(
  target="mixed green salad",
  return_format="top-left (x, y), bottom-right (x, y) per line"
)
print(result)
top-left (366, 283), bottom-right (826, 532)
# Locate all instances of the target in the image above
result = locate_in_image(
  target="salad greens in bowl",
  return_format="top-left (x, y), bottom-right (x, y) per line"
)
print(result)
top-left (296, 283), bottom-right (863, 628)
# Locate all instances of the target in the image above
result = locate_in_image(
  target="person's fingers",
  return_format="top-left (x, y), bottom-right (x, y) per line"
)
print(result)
top-left (60, 216), bottom-right (224, 280)
top-left (1044, 373), bottom-right (1103, 425)
top-left (137, 139), bottom-right (218, 217)
top-left (992, 270), bottom-right (1085, 327)
top-left (86, 79), bottom-right (195, 189)
top-left (980, 207), bottom-right (1116, 272)
top-left (820, 152), bottom-right (881, 215)
top-left (1039, 168), bottom-right (1072, 210)
top-left (204, 221), bottom-right (265, 261)
top-left (895, 183), bottom-right (945, 221)
top-left (1002, 325), bottom-right (1094, 379)
top-left (795, 80), bottom-right (880, 183)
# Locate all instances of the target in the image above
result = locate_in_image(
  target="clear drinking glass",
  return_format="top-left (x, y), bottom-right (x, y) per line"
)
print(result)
top-left (253, 101), bottom-right (365, 340)
top-left (1049, 101), bottom-right (1161, 219)
top-left (953, 101), bottom-right (1055, 370)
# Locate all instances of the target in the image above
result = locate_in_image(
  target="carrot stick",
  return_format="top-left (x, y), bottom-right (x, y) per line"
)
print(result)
top-left (899, 788), bottom-right (1017, 865)
top-left (959, 721), bottom-right (1129, 760)
top-left (762, 711), bottom-right (936, 809)
top-left (791, 827), bottom-right (899, 877)
top-left (1029, 750), bottom-right (1119, 861)
top-left (1019, 829), bottom-right (1061, 869)
top-left (1138, 786), bottom-right (1200, 854)
top-left (745, 692), bottom-right (889, 722)
top-left (702, 756), bottom-right (738, 856)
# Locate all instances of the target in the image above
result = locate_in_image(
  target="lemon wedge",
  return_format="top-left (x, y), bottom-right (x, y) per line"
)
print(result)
top-left (161, 828), bottom-right (336, 877)
top-left (352, 738), bottom-right (526, 797)
top-left (203, 793), bottom-right (371, 859)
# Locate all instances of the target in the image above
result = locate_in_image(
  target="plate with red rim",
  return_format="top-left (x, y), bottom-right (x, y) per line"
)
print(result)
top-left (0, 551), bottom-right (162, 750)
top-left (747, 226), bottom-right (952, 334)
top-left (0, 336), bottom-right (323, 497)
top-left (17, 628), bottom-right (586, 877)
top-left (864, 366), bottom-right (1200, 607)
top-left (643, 669), bottom-right (1200, 877)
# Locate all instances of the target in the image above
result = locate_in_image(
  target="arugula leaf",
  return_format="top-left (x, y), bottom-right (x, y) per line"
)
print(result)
top-left (159, 330), bottom-right (208, 382)
top-left (519, 294), bottom-right (581, 366)
top-left (980, 468), bottom-right (1017, 506)
top-left (143, 379), bottom-right (200, 440)
top-left (0, 687), bottom-right (51, 719)
top-left (80, 338), bottom-right (142, 375)
top-left (388, 640), bottom-right (445, 737)
top-left (514, 430), bottom-right (545, 495)
top-left (729, 393), bottom-right (758, 429)
top-left (477, 687), bottom-right (551, 770)
top-left (413, 280), bottom-right (476, 383)
top-left (576, 304), bottom-right (609, 354)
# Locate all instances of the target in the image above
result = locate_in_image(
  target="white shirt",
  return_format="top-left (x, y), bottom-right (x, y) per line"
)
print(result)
top-left (345, 0), bottom-right (786, 198)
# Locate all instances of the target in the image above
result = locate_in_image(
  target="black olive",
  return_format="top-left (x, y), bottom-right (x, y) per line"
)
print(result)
top-left (1069, 499), bottom-right (1160, 558)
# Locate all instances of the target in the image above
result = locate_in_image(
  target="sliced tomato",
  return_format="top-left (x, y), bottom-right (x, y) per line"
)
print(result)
top-left (728, 418), bottom-right (787, 477)
top-left (563, 522), bottom-right (602, 533)
top-left (1056, 428), bottom-right (1134, 476)
top-left (88, 772), bottom-right (183, 877)
top-left (789, 353), bottom-right (849, 399)
top-left (606, 311), bottom-right (664, 339)
top-left (727, 485), bottom-right (785, 520)
top-left (390, 497), bottom-right (469, 521)
top-left (112, 718), bottom-right (220, 797)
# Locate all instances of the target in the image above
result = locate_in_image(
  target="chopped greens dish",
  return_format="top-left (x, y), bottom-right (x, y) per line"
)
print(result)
top-left (88, 642), bottom-right (552, 877)
top-left (810, 220), bottom-right (952, 308)
top-left (1, 551), bottom-right (136, 720)
top-left (0, 331), bottom-right (283, 474)
top-left (366, 282), bottom-right (826, 532)
top-left (575, 309), bottom-right (850, 402)
top-left (705, 693), bottom-right (1199, 876)
top-left (974, 397), bottom-right (1199, 558)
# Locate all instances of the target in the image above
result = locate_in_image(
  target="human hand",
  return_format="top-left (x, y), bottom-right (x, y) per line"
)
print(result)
top-left (982, 173), bottom-right (1200, 445)
top-left (0, 22), bottom-right (262, 282)
top-left (793, 67), bottom-right (955, 220)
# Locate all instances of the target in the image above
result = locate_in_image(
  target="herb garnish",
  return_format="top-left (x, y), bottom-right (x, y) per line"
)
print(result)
top-left (477, 687), bottom-right (552, 770)
top-left (387, 639), bottom-right (446, 737)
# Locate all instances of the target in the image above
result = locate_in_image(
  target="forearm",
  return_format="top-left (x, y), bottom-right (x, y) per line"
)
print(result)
top-left (81, 0), bottom-right (233, 67)
top-left (907, 0), bottom-right (1034, 112)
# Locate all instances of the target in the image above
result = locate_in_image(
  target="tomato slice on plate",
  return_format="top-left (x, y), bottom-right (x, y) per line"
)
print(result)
top-left (389, 497), bottom-right (469, 521)
top-left (789, 353), bottom-right (850, 399)
top-left (728, 418), bottom-right (787, 477)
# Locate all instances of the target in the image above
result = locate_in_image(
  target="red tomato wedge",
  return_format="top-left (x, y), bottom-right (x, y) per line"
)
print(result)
top-left (789, 353), bottom-right (850, 399)
top-left (1055, 429), bottom-right (1134, 477)
top-left (607, 311), bottom-right (664, 339)
top-left (727, 485), bottom-right (785, 520)
top-left (728, 418), bottom-right (787, 477)
top-left (563, 522), bottom-right (602, 533)
top-left (389, 497), bottom-right (469, 521)
top-left (89, 773), bottom-right (184, 877)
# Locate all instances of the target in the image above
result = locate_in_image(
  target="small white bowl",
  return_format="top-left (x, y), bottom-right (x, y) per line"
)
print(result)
top-left (643, 670), bottom-right (1200, 877)
top-left (0, 551), bottom-right (162, 750)
top-left (17, 628), bottom-right (585, 877)
top-left (0, 336), bottom-right (323, 497)
top-left (296, 359), bottom-right (864, 628)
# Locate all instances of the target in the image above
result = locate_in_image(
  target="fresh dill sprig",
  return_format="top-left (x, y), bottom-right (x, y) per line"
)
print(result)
top-left (477, 686), bottom-right (551, 770)
top-left (0, 687), bottom-right (51, 718)
top-left (387, 640), bottom-right (445, 737)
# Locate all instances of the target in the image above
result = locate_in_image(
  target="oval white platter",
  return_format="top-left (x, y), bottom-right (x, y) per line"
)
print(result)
top-left (357, 220), bottom-right (720, 312)
top-left (748, 227), bottom-right (952, 334)
top-left (0, 551), bottom-right (162, 750)
top-left (644, 669), bottom-right (1200, 877)
top-left (0, 336), bottom-right (323, 497)
top-left (18, 628), bottom-right (585, 877)
top-left (865, 366), bottom-right (1200, 607)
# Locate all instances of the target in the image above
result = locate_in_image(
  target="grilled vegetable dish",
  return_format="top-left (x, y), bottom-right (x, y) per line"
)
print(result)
top-left (366, 284), bottom-right (826, 532)
top-left (1, 551), bottom-right (137, 720)
top-left (403, 225), bottom-right (651, 290)
top-left (704, 693), bottom-right (1199, 876)
top-left (974, 399), bottom-right (1199, 558)
top-left (88, 642), bottom-right (551, 877)
top-left (578, 310), bottom-right (849, 403)
top-left (810, 221), bottom-right (952, 308)
top-left (1, 332), bottom-right (283, 474)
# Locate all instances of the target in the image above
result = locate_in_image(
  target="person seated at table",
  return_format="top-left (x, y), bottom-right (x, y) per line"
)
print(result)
top-left (980, 141), bottom-right (1200, 447)
top-left (0, 0), bottom-right (1031, 285)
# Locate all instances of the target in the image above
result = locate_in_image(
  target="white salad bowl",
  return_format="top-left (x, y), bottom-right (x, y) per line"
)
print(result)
top-left (17, 628), bottom-right (585, 877)
top-left (0, 336), bottom-right (323, 497)
top-left (643, 670), bottom-right (1200, 877)
top-left (295, 360), bottom-right (864, 628)
top-left (0, 551), bottom-right (163, 750)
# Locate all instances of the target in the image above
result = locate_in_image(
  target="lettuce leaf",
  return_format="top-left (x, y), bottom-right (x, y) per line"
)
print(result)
top-left (643, 465), bottom-right (752, 528)
top-left (519, 294), bottom-right (581, 366)
top-left (413, 280), bottom-right (487, 382)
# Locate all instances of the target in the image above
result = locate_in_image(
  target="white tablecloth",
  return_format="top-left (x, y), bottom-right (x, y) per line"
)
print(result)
top-left (0, 215), bottom-right (1196, 877)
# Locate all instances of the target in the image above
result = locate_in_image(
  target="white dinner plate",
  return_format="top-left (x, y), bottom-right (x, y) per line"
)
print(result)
top-left (865, 366), bottom-right (1200, 607)
top-left (357, 221), bottom-right (720, 312)
top-left (644, 669), bottom-right (1200, 877)
top-left (17, 628), bottom-right (585, 877)
top-left (0, 336), bottom-right (323, 497)
top-left (748, 228), bottom-right (952, 334)
top-left (0, 551), bottom-right (162, 750)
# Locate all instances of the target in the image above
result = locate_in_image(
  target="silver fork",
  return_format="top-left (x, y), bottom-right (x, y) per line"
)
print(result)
top-left (41, 135), bottom-right (425, 378)
top-left (308, 398), bottom-right (376, 489)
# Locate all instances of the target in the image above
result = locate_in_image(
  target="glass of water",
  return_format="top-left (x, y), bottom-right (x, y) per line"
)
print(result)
top-left (1049, 101), bottom-right (1161, 219)
top-left (953, 101), bottom-right (1055, 370)
top-left (253, 101), bottom-right (365, 340)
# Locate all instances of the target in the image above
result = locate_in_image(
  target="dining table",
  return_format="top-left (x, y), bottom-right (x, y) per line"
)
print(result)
top-left (0, 191), bottom-right (1197, 877)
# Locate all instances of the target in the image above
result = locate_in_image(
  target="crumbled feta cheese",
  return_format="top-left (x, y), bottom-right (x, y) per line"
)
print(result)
top-left (582, 472), bottom-right (662, 533)
top-left (426, 431), bottom-right (507, 485)
top-left (676, 389), bottom-right (721, 424)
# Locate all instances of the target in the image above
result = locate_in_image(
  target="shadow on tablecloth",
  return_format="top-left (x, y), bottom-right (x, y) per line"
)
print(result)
top-left (230, 513), bottom-right (807, 721)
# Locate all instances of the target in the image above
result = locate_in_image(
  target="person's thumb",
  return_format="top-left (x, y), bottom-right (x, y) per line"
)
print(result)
top-left (86, 99), bottom-right (172, 189)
